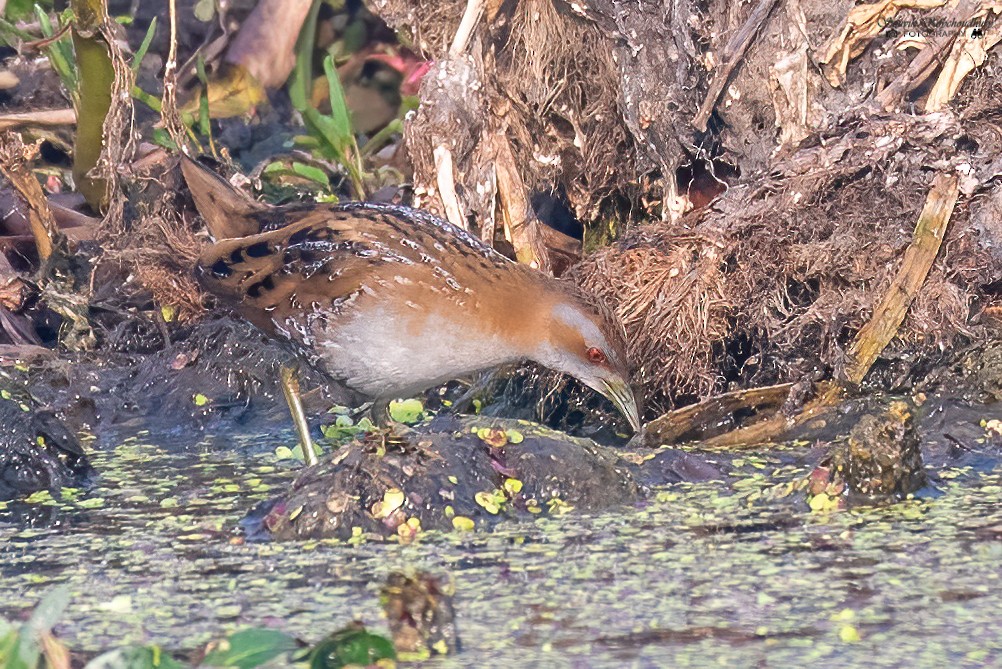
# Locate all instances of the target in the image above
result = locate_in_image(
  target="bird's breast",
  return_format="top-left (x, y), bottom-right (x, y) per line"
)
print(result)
top-left (301, 290), bottom-right (525, 399)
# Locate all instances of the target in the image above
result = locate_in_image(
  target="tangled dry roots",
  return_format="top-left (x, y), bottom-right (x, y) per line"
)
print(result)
top-left (108, 153), bottom-right (206, 320)
top-left (488, 0), bottom-right (628, 212)
top-left (569, 235), bottom-right (730, 404)
top-left (570, 112), bottom-right (996, 414)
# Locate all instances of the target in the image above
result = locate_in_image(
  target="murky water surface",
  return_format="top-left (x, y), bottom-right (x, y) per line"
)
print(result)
top-left (1, 426), bottom-right (1000, 667)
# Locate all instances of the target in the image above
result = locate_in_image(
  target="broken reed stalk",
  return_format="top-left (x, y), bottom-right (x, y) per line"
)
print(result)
top-left (0, 135), bottom-right (62, 264)
top-left (651, 172), bottom-right (960, 449)
top-left (428, 1), bottom-right (483, 233)
top-left (0, 108), bottom-right (77, 131)
top-left (449, 0), bottom-right (485, 57)
top-left (873, 0), bottom-right (980, 111)
top-left (492, 134), bottom-right (546, 270)
top-left (844, 173), bottom-right (960, 383)
top-left (644, 382), bottom-right (794, 445)
top-left (692, 0), bottom-right (779, 132)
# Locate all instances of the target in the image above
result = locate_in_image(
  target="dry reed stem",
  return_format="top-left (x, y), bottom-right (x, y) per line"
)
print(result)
top-left (0, 135), bottom-right (59, 262)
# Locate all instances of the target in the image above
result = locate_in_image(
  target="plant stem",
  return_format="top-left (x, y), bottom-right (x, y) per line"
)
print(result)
top-left (70, 0), bottom-right (115, 211)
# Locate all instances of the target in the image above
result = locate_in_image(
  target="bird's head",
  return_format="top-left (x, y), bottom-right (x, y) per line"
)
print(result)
top-left (533, 295), bottom-right (642, 432)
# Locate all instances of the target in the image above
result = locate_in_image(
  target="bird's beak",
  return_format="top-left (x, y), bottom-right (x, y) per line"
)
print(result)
top-left (600, 377), bottom-right (642, 432)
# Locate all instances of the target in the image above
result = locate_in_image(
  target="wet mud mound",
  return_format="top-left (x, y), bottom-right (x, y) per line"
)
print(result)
top-left (246, 415), bottom-right (643, 541)
top-left (0, 370), bottom-right (93, 500)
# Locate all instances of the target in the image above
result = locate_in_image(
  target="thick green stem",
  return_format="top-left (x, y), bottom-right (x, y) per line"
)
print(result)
top-left (70, 0), bottom-right (115, 211)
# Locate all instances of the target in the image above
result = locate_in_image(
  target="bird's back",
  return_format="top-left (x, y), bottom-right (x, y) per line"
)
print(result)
top-left (196, 200), bottom-right (549, 396)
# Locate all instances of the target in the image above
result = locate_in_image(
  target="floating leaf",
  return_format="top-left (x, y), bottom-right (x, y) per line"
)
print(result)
top-left (372, 488), bottom-right (406, 519)
top-left (389, 399), bottom-right (424, 424)
top-left (474, 491), bottom-right (501, 515)
top-left (452, 516), bottom-right (475, 531)
top-left (201, 628), bottom-right (299, 668)
top-left (475, 427), bottom-right (508, 448)
top-left (838, 624), bottom-right (861, 643)
top-left (503, 478), bottom-right (523, 496)
top-left (193, 394), bottom-right (210, 407)
top-left (397, 517), bottom-right (421, 542)
top-left (193, 0), bottom-right (216, 22)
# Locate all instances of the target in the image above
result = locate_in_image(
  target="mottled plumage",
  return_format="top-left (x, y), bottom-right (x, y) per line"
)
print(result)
top-left (182, 157), bottom-right (640, 429)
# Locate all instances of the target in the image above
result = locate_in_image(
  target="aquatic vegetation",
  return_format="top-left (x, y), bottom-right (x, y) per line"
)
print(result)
top-left (0, 587), bottom-right (396, 668)
top-left (1, 433), bottom-right (998, 666)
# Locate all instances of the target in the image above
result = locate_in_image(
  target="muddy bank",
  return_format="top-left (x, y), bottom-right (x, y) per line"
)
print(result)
top-left (2, 314), bottom-right (1001, 532)
top-left (245, 415), bottom-right (643, 541)
top-left (0, 369), bottom-right (93, 500)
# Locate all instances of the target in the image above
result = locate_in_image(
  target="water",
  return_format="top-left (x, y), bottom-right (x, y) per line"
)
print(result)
top-left (1, 429), bottom-right (1000, 667)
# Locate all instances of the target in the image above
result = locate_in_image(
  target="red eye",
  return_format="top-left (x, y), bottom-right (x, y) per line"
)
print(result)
top-left (587, 347), bottom-right (607, 364)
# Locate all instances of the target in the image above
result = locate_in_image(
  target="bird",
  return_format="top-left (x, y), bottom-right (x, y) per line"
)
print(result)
top-left (180, 156), bottom-right (641, 458)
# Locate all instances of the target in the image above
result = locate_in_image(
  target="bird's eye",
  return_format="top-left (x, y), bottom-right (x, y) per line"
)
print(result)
top-left (586, 347), bottom-right (607, 364)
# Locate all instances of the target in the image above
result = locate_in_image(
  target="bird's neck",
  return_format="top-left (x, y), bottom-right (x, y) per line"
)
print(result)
top-left (483, 272), bottom-right (565, 365)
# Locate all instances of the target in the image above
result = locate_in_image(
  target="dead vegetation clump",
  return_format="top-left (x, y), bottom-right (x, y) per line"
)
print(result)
top-left (568, 235), bottom-right (730, 403)
top-left (571, 111), bottom-right (997, 413)
top-left (114, 152), bottom-right (206, 321)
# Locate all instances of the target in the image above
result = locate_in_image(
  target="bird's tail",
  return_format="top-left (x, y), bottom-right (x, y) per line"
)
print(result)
top-left (179, 154), bottom-right (267, 240)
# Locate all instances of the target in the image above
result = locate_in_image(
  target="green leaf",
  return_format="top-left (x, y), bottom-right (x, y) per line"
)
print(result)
top-left (0, 622), bottom-right (20, 668)
top-left (84, 645), bottom-right (184, 669)
top-left (150, 128), bottom-right (178, 150)
top-left (131, 17), bottom-right (158, 73)
top-left (301, 108), bottom-right (345, 161)
top-left (34, 5), bottom-right (76, 97)
top-left (195, 56), bottom-right (212, 137)
top-left (388, 398), bottom-right (424, 424)
top-left (288, 0), bottom-right (322, 112)
top-left (304, 627), bottom-right (395, 669)
top-left (322, 55), bottom-right (353, 149)
top-left (200, 628), bottom-right (299, 668)
top-left (262, 161), bottom-right (331, 189)
top-left (291, 162), bottom-right (331, 187)
top-left (4, 0), bottom-right (40, 21)
top-left (4, 586), bottom-right (71, 669)
top-left (23, 584), bottom-right (69, 632)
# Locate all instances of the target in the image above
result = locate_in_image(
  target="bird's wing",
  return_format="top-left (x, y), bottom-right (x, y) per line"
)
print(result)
top-left (195, 204), bottom-right (508, 333)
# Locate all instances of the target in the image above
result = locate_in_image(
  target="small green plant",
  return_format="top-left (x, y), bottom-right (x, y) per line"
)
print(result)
top-left (4, 0), bottom-right (50, 21)
top-left (0, 586), bottom-right (71, 669)
top-left (289, 0), bottom-right (366, 198)
top-left (1, 588), bottom-right (397, 668)
top-left (33, 5), bottom-right (77, 100)
top-left (320, 406), bottom-right (378, 443)
top-left (302, 625), bottom-right (396, 669)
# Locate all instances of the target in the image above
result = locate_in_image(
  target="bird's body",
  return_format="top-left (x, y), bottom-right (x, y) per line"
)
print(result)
top-left (182, 157), bottom-right (641, 431)
top-left (200, 202), bottom-right (558, 400)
